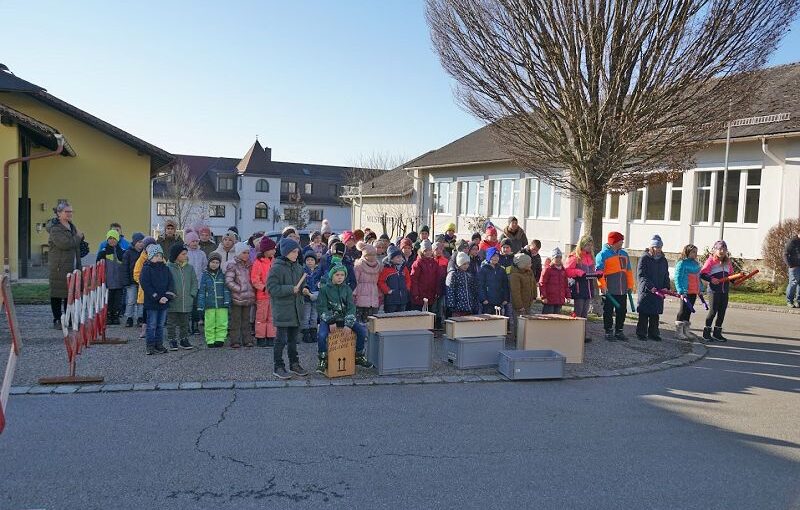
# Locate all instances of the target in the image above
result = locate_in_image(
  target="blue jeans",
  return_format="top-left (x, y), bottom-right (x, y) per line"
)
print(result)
top-left (317, 321), bottom-right (366, 353)
top-left (787, 267), bottom-right (800, 304)
top-left (145, 309), bottom-right (168, 346)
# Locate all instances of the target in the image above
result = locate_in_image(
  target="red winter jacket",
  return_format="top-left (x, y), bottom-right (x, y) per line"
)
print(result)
top-left (410, 256), bottom-right (441, 306)
top-left (539, 264), bottom-right (571, 305)
top-left (250, 256), bottom-right (273, 301)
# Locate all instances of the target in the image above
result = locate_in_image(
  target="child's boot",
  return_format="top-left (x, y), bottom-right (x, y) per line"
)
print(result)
top-left (256, 337), bottom-right (267, 348)
top-left (702, 326), bottom-right (713, 341)
top-left (712, 327), bottom-right (728, 342)
top-left (355, 350), bottom-right (374, 368)
top-left (675, 321), bottom-right (688, 340)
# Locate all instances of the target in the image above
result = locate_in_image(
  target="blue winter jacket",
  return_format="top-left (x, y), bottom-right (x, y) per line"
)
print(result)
top-left (139, 261), bottom-right (175, 311)
top-left (303, 264), bottom-right (323, 302)
top-left (197, 268), bottom-right (231, 310)
top-left (674, 259), bottom-right (704, 295)
top-left (477, 261), bottom-right (510, 306)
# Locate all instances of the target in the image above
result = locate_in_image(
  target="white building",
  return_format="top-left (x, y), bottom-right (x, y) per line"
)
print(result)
top-left (349, 62), bottom-right (800, 262)
top-left (152, 140), bottom-right (355, 239)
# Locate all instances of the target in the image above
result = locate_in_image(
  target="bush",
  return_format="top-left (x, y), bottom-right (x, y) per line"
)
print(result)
top-left (762, 218), bottom-right (800, 282)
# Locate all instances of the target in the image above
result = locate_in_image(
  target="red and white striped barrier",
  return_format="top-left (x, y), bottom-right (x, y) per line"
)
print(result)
top-left (0, 274), bottom-right (22, 434)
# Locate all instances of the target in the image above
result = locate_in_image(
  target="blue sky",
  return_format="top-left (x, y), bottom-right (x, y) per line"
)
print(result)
top-left (2, 0), bottom-right (799, 167)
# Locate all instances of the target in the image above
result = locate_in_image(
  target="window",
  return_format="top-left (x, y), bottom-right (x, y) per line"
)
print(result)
top-left (309, 209), bottom-right (323, 221)
top-left (526, 178), bottom-right (560, 218)
top-left (693, 169), bottom-right (760, 224)
top-left (284, 208), bottom-right (299, 222)
top-left (527, 179), bottom-right (539, 217)
top-left (218, 176), bottom-right (234, 191)
top-left (744, 169), bottom-right (761, 223)
top-left (670, 176), bottom-right (683, 221)
top-left (156, 202), bottom-right (175, 216)
top-left (459, 181), bottom-right (484, 216)
top-left (603, 194), bottom-right (620, 220)
top-left (255, 202), bottom-right (268, 219)
top-left (209, 205), bottom-right (225, 218)
top-left (433, 181), bottom-right (451, 214)
top-left (490, 179), bottom-right (517, 217)
top-left (281, 181), bottom-right (297, 193)
top-left (304, 183), bottom-right (313, 194)
top-left (329, 184), bottom-right (339, 197)
top-left (630, 188), bottom-right (645, 220)
top-left (694, 172), bottom-right (713, 223)
top-left (646, 183), bottom-right (667, 221)
top-left (256, 179), bottom-right (269, 192)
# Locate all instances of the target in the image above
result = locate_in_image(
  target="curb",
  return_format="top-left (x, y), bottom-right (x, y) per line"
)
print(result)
top-left (8, 342), bottom-right (707, 396)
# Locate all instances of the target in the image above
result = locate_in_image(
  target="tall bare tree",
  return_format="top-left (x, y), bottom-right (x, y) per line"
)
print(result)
top-left (161, 160), bottom-right (207, 230)
top-left (427, 0), bottom-right (798, 246)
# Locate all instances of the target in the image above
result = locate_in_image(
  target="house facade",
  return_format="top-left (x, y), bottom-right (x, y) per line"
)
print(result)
top-left (151, 140), bottom-right (355, 239)
top-left (1, 64), bottom-right (172, 279)
top-left (349, 62), bottom-right (800, 262)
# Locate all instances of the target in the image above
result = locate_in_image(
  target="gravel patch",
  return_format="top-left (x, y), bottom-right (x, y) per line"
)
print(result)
top-left (2, 305), bottom-right (692, 387)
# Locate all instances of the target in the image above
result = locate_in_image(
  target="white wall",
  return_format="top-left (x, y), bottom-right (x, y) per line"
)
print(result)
top-left (238, 174), bottom-right (281, 237)
top-left (150, 199), bottom-right (237, 238)
top-left (407, 135), bottom-right (800, 260)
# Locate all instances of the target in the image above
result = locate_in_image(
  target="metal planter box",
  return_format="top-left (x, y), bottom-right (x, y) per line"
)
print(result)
top-left (498, 350), bottom-right (565, 380)
top-left (444, 335), bottom-right (505, 369)
top-left (368, 329), bottom-right (433, 376)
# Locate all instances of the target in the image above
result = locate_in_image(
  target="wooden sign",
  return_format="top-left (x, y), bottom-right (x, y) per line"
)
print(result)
top-left (326, 327), bottom-right (355, 378)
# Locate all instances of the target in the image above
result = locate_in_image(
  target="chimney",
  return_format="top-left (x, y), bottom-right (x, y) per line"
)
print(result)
top-left (264, 146), bottom-right (272, 161)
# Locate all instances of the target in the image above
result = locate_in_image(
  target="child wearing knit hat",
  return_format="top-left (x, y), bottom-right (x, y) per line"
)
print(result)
top-left (699, 239), bottom-right (734, 341)
top-left (251, 237), bottom-right (278, 347)
top-left (595, 231), bottom-right (634, 342)
top-left (139, 244), bottom-right (174, 355)
top-left (166, 243), bottom-right (198, 350)
top-left (353, 241), bottom-right (381, 323)
top-left (636, 234), bottom-right (670, 341)
top-left (122, 233), bottom-right (146, 327)
top-left (97, 229), bottom-right (126, 325)
top-left (539, 247), bottom-right (570, 314)
top-left (225, 242), bottom-right (256, 348)
top-left (446, 251), bottom-right (480, 316)
top-left (198, 252), bottom-right (231, 348)
top-left (300, 251), bottom-right (323, 344)
top-left (184, 231), bottom-right (208, 335)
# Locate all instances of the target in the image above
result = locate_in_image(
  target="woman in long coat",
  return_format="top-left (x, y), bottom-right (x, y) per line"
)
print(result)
top-left (47, 202), bottom-right (83, 329)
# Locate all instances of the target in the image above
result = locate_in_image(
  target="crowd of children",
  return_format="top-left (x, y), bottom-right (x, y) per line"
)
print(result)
top-left (99, 216), bottom-right (736, 374)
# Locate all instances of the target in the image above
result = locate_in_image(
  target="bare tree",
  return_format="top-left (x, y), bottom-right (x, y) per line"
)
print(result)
top-left (427, 0), bottom-right (798, 246)
top-left (283, 195), bottom-right (310, 230)
top-left (160, 160), bottom-right (207, 230)
top-left (345, 152), bottom-right (407, 188)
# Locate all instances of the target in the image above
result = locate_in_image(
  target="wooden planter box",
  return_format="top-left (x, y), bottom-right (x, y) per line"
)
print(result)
top-left (367, 311), bottom-right (435, 333)
top-left (444, 314), bottom-right (508, 339)
top-left (516, 314), bottom-right (585, 363)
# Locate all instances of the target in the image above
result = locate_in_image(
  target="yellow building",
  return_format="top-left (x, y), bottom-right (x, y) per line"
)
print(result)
top-left (0, 64), bottom-right (172, 279)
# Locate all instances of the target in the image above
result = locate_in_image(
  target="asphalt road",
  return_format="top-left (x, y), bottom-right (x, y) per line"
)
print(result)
top-left (1, 304), bottom-right (799, 510)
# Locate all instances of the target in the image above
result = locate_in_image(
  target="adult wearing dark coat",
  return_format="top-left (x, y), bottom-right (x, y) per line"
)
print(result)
top-left (47, 202), bottom-right (83, 328)
top-left (500, 216), bottom-right (529, 254)
top-left (636, 235), bottom-right (671, 340)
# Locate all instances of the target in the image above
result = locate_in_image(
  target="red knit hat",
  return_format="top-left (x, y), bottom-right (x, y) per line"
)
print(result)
top-left (400, 238), bottom-right (413, 249)
top-left (608, 231), bottom-right (624, 245)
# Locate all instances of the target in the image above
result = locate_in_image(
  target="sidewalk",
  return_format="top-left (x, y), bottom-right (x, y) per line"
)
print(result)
top-left (1, 305), bottom-right (696, 390)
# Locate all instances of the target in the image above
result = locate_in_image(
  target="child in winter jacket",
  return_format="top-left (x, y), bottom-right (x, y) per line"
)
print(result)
top-left (509, 252), bottom-right (537, 315)
top-left (565, 235), bottom-right (596, 321)
top-left (133, 236), bottom-right (157, 339)
top-left (97, 229), bottom-right (126, 325)
top-left (674, 244), bottom-right (704, 341)
top-left (636, 235), bottom-right (671, 341)
top-left (138, 244), bottom-right (174, 355)
top-left (353, 241), bottom-right (382, 322)
top-left (225, 242), bottom-right (256, 348)
top-left (446, 252), bottom-right (479, 316)
top-left (498, 240), bottom-right (515, 273)
top-left (700, 240), bottom-right (734, 342)
top-left (198, 253), bottom-right (230, 347)
top-left (478, 247), bottom-right (510, 314)
top-left (251, 237), bottom-right (277, 347)
top-left (122, 232), bottom-right (145, 327)
top-left (539, 247), bottom-right (570, 314)
top-left (266, 238), bottom-right (310, 379)
top-left (478, 225), bottom-right (500, 254)
top-left (379, 245), bottom-right (411, 313)
top-left (166, 243), bottom-right (198, 350)
top-left (301, 251), bottom-right (323, 344)
top-left (410, 240), bottom-right (441, 311)
top-left (595, 231), bottom-right (635, 342)
top-left (315, 264), bottom-right (374, 373)
top-left (185, 231), bottom-right (208, 335)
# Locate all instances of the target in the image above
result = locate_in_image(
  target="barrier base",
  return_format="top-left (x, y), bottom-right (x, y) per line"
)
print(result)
top-left (38, 375), bottom-right (105, 385)
top-left (92, 338), bottom-right (128, 345)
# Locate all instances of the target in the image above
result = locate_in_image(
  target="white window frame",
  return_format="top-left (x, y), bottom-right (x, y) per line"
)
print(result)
top-left (603, 193), bottom-right (620, 220)
top-left (156, 202), bottom-right (175, 216)
top-left (309, 209), bottom-right (324, 222)
top-left (209, 204), bottom-right (226, 218)
top-left (490, 178), bottom-right (518, 218)
top-left (692, 168), bottom-right (761, 226)
top-left (217, 176), bottom-right (234, 192)
top-left (256, 179), bottom-right (269, 192)
top-left (527, 178), bottom-right (560, 219)
top-left (255, 202), bottom-right (268, 219)
top-left (433, 181), bottom-right (451, 215)
top-left (304, 183), bottom-right (313, 195)
top-left (459, 180), bottom-right (484, 216)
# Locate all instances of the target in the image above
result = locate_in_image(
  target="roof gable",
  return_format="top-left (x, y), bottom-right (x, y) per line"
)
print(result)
top-left (236, 139), bottom-right (276, 175)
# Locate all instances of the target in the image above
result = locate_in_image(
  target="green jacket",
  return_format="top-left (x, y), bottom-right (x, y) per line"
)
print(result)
top-left (266, 256), bottom-right (304, 327)
top-left (167, 261), bottom-right (198, 313)
top-left (317, 281), bottom-right (357, 328)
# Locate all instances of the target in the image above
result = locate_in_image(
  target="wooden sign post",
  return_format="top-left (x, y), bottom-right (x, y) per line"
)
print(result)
top-left (326, 327), bottom-right (355, 378)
